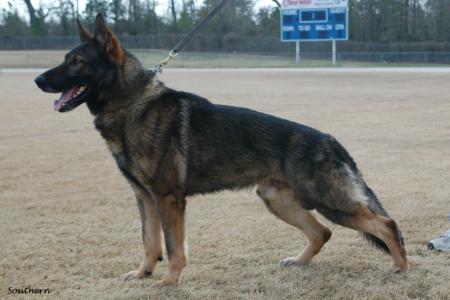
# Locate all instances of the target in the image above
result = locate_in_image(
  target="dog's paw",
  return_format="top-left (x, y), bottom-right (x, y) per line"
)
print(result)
top-left (154, 278), bottom-right (178, 288)
top-left (279, 257), bottom-right (308, 267)
top-left (123, 270), bottom-right (151, 281)
top-left (388, 263), bottom-right (408, 274)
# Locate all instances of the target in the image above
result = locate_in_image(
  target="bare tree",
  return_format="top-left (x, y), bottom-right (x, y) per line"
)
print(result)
top-left (22, 0), bottom-right (56, 34)
top-left (271, 0), bottom-right (281, 7)
top-left (22, 0), bottom-right (37, 26)
top-left (170, 0), bottom-right (178, 30)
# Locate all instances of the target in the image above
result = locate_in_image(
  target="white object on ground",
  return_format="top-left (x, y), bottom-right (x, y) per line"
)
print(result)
top-left (428, 229), bottom-right (450, 252)
top-left (427, 214), bottom-right (450, 252)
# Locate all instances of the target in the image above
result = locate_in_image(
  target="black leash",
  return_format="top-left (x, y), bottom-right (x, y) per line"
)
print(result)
top-left (153, 0), bottom-right (231, 73)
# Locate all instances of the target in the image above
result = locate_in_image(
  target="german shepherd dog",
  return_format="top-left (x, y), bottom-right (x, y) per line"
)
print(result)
top-left (35, 14), bottom-right (408, 286)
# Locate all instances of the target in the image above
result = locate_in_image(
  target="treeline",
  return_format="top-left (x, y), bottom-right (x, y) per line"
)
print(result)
top-left (1, 0), bottom-right (450, 43)
top-left (349, 0), bottom-right (450, 42)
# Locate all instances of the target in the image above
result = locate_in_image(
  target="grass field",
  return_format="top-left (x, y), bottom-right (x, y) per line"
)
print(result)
top-left (0, 70), bottom-right (449, 299)
top-left (1, 50), bottom-right (449, 69)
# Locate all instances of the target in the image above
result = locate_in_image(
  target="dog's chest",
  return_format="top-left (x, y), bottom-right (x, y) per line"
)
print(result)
top-left (95, 120), bottom-right (142, 184)
top-left (94, 113), bottom-right (127, 158)
top-left (95, 114), bottom-right (161, 183)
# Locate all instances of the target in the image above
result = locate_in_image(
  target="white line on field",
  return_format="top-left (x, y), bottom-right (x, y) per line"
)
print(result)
top-left (2, 67), bottom-right (450, 74)
top-left (1, 68), bottom-right (48, 73)
top-left (165, 67), bottom-right (450, 73)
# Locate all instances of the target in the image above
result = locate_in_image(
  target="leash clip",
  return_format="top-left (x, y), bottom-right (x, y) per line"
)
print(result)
top-left (153, 64), bottom-right (164, 74)
top-left (154, 50), bottom-right (178, 74)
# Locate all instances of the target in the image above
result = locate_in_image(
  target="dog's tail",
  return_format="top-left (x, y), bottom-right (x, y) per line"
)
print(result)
top-left (331, 138), bottom-right (404, 254)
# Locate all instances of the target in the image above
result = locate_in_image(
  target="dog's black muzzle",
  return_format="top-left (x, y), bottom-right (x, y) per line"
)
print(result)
top-left (34, 65), bottom-right (69, 93)
top-left (35, 73), bottom-right (61, 93)
top-left (34, 74), bottom-right (49, 91)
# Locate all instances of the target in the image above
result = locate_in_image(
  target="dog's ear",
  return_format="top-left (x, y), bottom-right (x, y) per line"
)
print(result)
top-left (94, 13), bottom-right (124, 64)
top-left (76, 18), bottom-right (93, 42)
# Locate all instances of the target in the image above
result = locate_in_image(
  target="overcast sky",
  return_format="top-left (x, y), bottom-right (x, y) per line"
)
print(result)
top-left (1, 0), bottom-right (276, 20)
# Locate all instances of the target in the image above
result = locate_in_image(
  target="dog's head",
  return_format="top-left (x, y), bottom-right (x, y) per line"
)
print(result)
top-left (35, 14), bottom-right (126, 113)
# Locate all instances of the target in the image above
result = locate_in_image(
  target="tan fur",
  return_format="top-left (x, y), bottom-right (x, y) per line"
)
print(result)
top-left (94, 14), bottom-right (124, 64)
top-left (157, 194), bottom-right (187, 286)
top-left (124, 185), bottom-right (163, 281)
top-left (106, 34), bottom-right (124, 65)
top-left (176, 100), bottom-right (190, 185)
top-left (257, 181), bottom-right (332, 266)
top-left (341, 204), bottom-right (408, 272)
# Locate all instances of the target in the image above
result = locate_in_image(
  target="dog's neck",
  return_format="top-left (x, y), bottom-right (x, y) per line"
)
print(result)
top-left (91, 52), bottom-right (164, 143)
top-left (88, 52), bottom-right (154, 116)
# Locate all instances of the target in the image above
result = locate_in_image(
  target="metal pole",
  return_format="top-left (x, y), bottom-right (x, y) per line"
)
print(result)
top-left (296, 41), bottom-right (300, 64)
top-left (332, 40), bottom-right (336, 66)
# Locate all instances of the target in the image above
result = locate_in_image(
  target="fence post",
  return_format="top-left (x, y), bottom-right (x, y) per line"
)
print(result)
top-left (332, 40), bottom-right (336, 66)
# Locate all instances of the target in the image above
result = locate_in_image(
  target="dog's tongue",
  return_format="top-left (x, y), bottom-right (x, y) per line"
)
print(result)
top-left (53, 86), bottom-right (80, 111)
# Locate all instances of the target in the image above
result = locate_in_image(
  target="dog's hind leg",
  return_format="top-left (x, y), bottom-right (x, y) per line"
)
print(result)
top-left (257, 181), bottom-right (332, 267)
top-left (124, 186), bottom-right (163, 281)
top-left (317, 203), bottom-right (408, 273)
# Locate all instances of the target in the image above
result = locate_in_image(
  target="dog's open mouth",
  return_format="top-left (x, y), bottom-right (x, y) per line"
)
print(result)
top-left (54, 85), bottom-right (88, 112)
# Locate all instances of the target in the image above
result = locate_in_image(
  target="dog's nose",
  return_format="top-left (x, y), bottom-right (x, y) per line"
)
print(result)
top-left (34, 74), bottom-right (47, 89)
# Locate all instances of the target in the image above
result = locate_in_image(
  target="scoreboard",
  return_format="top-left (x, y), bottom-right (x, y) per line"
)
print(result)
top-left (281, 0), bottom-right (348, 42)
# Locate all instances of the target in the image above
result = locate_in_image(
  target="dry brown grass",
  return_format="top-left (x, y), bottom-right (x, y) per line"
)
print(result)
top-left (0, 70), bottom-right (449, 299)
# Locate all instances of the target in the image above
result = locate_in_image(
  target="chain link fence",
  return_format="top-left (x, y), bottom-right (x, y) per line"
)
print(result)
top-left (1, 35), bottom-right (450, 66)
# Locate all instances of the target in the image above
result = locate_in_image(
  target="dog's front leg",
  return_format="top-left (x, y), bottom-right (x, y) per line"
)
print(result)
top-left (155, 193), bottom-right (187, 287)
top-left (124, 187), bottom-right (163, 281)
